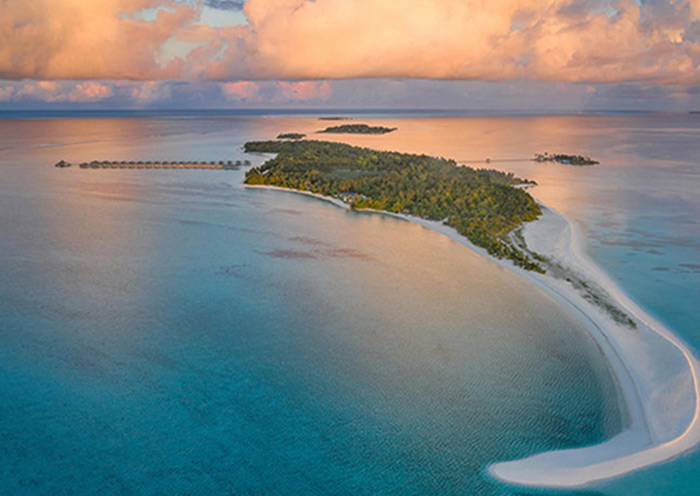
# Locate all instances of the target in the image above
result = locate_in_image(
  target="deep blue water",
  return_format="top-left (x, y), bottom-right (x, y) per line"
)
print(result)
top-left (0, 112), bottom-right (696, 495)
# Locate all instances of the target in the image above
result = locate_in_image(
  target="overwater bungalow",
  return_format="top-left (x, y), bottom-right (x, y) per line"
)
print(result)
top-left (71, 157), bottom-right (243, 171)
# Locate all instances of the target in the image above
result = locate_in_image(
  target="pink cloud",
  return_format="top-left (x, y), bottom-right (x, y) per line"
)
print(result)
top-left (277, 81), bottom-right (331, 100)
top-left (222, 81), bottom-right (260, 100)
top-left (8, 81), bottom-right (112, 102)
top-left (129, 81), bottom-right (171, 102)
top-left (0, 0), bottom-right (200, 80)
top-left (0, 86), bottom-right (14, 101)
top-left (36, 81), bottom-right (60, 92)
top-left (71, 82), bottom-right (113, 101)
top-left (1, 0), bottom-right (699, 85)
top-left (203, 0), bottom-right (700, 85)
top-left (15, 82), bottom-right (60, 101)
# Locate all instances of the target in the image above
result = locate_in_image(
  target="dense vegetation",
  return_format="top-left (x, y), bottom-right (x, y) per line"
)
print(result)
top-left (534, 152), bottom-right (599, 166)
top-left (244, 140), bottom-right (544, 271)
top-left (277, 133), bottom-right (306, 140)
top-left (318, 124), bottom-right (397, 134)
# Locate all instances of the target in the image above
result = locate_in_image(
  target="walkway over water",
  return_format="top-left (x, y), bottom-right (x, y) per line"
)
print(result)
top-left (72, 160), bottom-right (250, 170)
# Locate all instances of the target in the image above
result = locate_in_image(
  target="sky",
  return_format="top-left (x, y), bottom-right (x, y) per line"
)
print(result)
top-left (1, 0), bottom-right (699, 111)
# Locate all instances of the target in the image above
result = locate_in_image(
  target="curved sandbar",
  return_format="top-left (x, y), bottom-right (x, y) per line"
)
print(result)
top-left (246, 183), bottom-right (700, 489)
top-left (487, 207), bottom-right (700, 489)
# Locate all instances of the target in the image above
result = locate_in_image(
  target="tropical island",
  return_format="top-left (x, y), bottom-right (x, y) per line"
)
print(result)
top-left (244, 140), bottom-right (543, 271)
top-left (277, 133), bottom-right (306, 140)
top-left (317, 124), bottom-right (397, 135)
top-left (242, 140), bottom-right (700, 494)
top-left (534, 152), bottom-right (599, 166)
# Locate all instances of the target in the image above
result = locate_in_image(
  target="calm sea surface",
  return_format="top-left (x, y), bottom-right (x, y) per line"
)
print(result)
top-left (0, 111), bottom-right (697, 495)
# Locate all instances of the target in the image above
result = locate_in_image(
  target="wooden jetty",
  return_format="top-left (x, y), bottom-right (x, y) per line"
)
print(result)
top-left (77, 160), bottom-right (250, 170)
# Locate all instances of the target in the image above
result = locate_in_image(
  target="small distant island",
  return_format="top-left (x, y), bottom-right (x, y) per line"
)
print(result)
top-left (277, 133), bottom-right (306, 140)
top-left (319, 117), bottom-right (349, 121)
top-left (244, 140), bottom-right (543, 271)
top-left (534, 152), bottom-right (599, 166)
top-left (55, 160), bottom-right (71, 168)
top-left (318, 124), bottom-right (397, 135)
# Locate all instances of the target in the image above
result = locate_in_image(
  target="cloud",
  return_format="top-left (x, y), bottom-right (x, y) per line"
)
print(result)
top-left (129, 81), bottom-right (172, 102)
top-left (2, 78), bottom-right (698, 110)
top-left (71, 82), bottom-right (113, 101)
top-left (277, 81), bottom-right (331, 100)
top-left (221, 80), bottom-right (330, 102)
top-left (0, 0), bottom-right (202, 80)
top-left (10, 81), bottom-right (112, 102)
top-left (222, 80), bottom-right (260, 100)
top-left (1, 0), bottom-right (699, 85)
top-left (0, 86), bottom-right (14, 102)
top-left (203, 0), bottom-right (700, 84)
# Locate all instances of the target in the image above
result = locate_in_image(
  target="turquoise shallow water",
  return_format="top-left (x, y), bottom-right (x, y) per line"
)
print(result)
top-left (0, 112), bottom-right (696, 495)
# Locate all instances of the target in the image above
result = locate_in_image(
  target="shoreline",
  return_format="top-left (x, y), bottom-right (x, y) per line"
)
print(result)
top-left (245, 183), bottom-right (700, 489)
top-left (487, 206), bottom-right (700, 489)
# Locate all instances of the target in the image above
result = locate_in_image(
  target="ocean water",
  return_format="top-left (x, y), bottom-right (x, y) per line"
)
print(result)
top-left (277, 112), bottom-right (700, 495)
top-left (0, 111), bottom-right (696, 495)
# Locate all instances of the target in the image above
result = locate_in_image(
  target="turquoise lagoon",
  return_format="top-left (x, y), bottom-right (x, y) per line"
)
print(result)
top-left (0, 111), bottom-right (697, 495)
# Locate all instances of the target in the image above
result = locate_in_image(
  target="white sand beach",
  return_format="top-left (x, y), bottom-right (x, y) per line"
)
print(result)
top-left (483, 206), bottom-right (700, 489)
top-left (246, 183), bottom-right (700, 489)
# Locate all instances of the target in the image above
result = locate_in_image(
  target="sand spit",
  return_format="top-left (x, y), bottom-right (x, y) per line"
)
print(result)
top-left (246, 184), bottom-right (700, 489)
